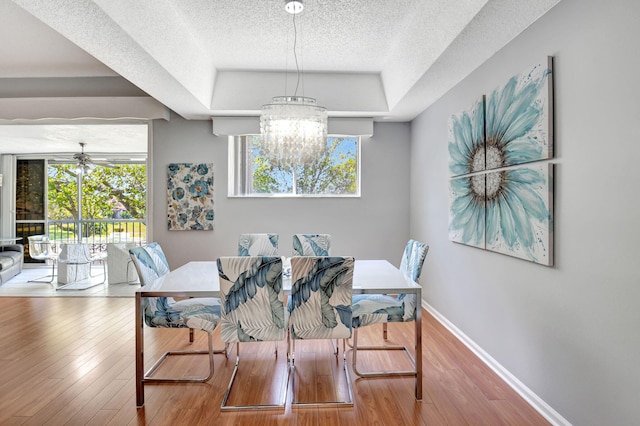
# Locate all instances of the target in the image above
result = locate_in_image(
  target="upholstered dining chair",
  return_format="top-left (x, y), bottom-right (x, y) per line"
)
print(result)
top-left (350, 239), bottom-right (429, 378)
top-left (216, 255), bottom-right (288, 410)
top-left (27, 235), bottom-right (57, 283)
top-left (237, 233), bottom-right (279, 256)
top-left (288, 256), bottom-right (355, 407)
top-left (292, 234), bottom-right (332, 256)
top-left (129, 242), bottom-right (225, 383)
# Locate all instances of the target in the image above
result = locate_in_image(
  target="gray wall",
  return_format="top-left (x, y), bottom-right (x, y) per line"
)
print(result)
top-left (150, 114), bottom-right (411, 269)
top-left (410, 0), bottom-right (640, 424)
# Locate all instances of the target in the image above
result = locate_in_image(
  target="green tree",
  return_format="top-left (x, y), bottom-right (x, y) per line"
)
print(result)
top-left (48, 164), bottom-right (146, 220)
top-left (252, 156), bottom-right (289, 193)
top-left (252, 137), bottom-right (357, 194)
top-left (296, 138), bottom-right (357, 194)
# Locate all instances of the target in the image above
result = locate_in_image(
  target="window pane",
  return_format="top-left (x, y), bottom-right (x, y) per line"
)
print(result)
top-left (295, 137), bottom-right (358, 195)
top-left (231, 135), bottom-right (359, 196)
top-left (47, 163), bottom-right (147, 220)
top-left (251, 135), bottom-right (294, 194)
top-left (15, 159), bottom-right (46, 221)
top-left (47, 163), bottom-right (78, 220)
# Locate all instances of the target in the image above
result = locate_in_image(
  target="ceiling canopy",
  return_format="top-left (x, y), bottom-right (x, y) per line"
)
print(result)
top-left (1, 0), bottom-right (561, 123)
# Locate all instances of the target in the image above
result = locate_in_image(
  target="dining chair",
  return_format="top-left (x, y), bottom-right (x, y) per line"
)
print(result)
top-left (288, 256), bottom-right (355, 407)
top-left (292, 233), bottom-right (331, 256)
top-left (216, 255), bottom-right (288, 410)
top-left (350, 239), bottom-right (429, 378)
top-left (27, 235), bottom-right (57, 283)
top-left (237, 233), bottom-right (279, 256)
top-left (130, 242), bottom-right (225, 383)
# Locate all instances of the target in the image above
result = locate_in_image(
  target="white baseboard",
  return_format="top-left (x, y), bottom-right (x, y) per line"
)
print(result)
top-left (422, 301), bottom-right (571, 426)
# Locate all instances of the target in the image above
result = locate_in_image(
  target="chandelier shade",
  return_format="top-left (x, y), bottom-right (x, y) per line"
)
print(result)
top-left (259, 0), bottom-right (328, 166)
top-left (260, 96), bottom-right (328, 166)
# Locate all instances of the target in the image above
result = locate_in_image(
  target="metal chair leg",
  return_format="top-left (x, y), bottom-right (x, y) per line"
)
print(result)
top-left (28, 261), bottom-right (56, 283)
top-left (90, 258), bottom-right (107, 283)
top-left (221, 342), bottom-right (289, 411)
top-left (350, 325), bottom-right (417, 378)
top-left (290, 338), bottom-right (353, 408)
top-left (144, 332), bottom-right (229, 383)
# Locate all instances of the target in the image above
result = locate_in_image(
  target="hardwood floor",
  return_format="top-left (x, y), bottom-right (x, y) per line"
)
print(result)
top-left (0, 267), bottom-right (138, 298)
top-left (0, 297), bottom-right (550, 425)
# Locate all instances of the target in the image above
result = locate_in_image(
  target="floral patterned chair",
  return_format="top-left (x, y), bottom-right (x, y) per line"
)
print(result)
top-left (217, 255), bottom-right (288, 410)
top-left (350, 239), bottom-right (429, 378)
top-left (129, 242), bottom-right (224, 383)
top-left (288, 256), bottom-right (354, 407)
top-left (238, 233), bottom-right (279, 256)
top-left (292, 234), bottom-right (332, 256)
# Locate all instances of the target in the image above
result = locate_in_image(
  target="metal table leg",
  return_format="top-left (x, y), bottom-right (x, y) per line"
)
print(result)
top-left (136, 292), bottom-right (145, 406)
top-left (415, 288), bottom-right (422, 401)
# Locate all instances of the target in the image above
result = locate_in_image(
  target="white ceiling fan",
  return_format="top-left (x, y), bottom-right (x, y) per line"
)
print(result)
top-left (58, 142), bottom-right (115, 174)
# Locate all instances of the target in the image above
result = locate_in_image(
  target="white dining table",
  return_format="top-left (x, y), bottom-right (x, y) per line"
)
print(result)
top-left (135, 259), bottom-right (422, 406)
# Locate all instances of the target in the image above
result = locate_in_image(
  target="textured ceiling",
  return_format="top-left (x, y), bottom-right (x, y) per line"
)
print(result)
top-left (0, 0), bottom-right (561, 153)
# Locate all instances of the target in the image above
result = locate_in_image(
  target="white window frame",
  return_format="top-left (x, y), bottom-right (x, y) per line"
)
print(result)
top-left (228, 135), bottom-right (361, 198)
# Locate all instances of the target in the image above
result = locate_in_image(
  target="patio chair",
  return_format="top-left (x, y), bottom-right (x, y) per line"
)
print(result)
top-left (350, 239), bottom-right (429, 377)
top-left (107, 242), bottom-right (138, 284)
top-left (288, 256), bottom-right (355, 407)
top-left (130, 242), bottom-right (225, 383)
top-left (27, 235), bottom-right (57, 283)
top-left (57, 243), bottom-right (106, 289)
top-left (217, 255), bottom-right (288, 410)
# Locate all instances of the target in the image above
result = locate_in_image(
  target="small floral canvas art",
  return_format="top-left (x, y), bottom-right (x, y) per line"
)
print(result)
top-left (167, 163), bottom-right (214, 230)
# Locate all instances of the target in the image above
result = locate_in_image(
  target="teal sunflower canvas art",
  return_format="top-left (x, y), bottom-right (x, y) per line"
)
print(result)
top-left (449, 174), bottom-right (486, 249)
top-left (167, 163), bottom-right (214, 230)
top-left (448, 58), bottom-right (553, 177)
top-left (485, 163), bottom-right (553, 265)
top-left (448, 57), bottom-right (554, 266)
top-left (448, 96), bottom-right (485, 177)
top-left (485, 58), bottom-right (553, 169)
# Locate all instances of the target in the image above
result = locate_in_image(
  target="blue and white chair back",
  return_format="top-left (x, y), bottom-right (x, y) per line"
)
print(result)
top-left (129, 242), bottom-right (170, 286)
top-left (217, 256), bottom-right (286, 342)
top-left (238, 233), bottom-right (279, 256)
top-left (292, 234), bottom-right (332, 256)
top-left (288, 256), bottom-right (354, 340)
top-left (396, 239), bottom-right (429, 320)
top-left (399, 239), bottom-right (428, 283)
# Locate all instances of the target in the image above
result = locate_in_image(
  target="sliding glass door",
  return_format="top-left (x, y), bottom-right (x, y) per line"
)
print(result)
top-left (15, 158), bottom-right (147, 263)
top-left (15, 159), bottom-right (47, 263)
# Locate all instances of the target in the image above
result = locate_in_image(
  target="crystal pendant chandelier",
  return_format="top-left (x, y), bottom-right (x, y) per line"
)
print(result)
top-left (260, 0), bottom-right (328, 167)
top-left (260, 96), bottom-right (327, 166)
